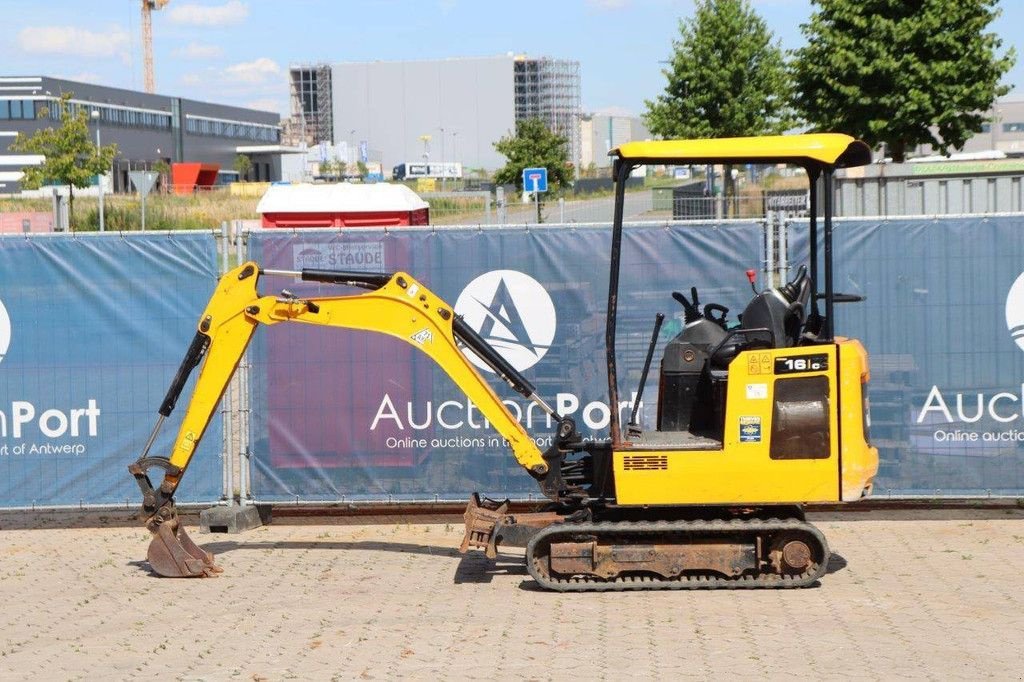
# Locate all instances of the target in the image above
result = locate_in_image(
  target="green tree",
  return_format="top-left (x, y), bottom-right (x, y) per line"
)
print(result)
top-left (10, 94), bottom-right (118, 230)
top-left (644, 0), bottom-right (794, 202)
top-left (791, 0), bottom-right (1015, 162)
top-left (644, 0), bottom-right (794, 140)
top-left (493, 118), bottom-right (571, 192)
top-left (233, 154), bottom-right (252, 181)
top-left (152, 159), bottom-right (170, 193)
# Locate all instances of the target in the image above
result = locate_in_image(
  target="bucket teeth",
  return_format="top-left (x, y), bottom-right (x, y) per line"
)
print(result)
top-left (146, 519), bottom-right (222, 578)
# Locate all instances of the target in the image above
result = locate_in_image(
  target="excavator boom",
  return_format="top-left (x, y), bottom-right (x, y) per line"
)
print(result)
top-left (130, 261), bottom-right (572, 577)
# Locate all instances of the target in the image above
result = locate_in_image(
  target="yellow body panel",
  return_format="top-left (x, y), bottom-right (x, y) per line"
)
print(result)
top-left (836, 338), bottom-right (879, 500)
top-left (614, 341), bottom-right (877, 506)
top-left (612, 133), bottom-right (871, 168)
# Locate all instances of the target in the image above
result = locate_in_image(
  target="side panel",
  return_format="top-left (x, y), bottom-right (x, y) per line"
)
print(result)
top-left (613, 346), bottom-right (841, 505)
top-left (837, 338), bottom-right (879, 500)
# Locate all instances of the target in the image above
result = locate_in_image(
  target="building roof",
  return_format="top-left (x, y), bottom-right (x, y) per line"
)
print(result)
top-left (256, 182), bottom-right (429, 214)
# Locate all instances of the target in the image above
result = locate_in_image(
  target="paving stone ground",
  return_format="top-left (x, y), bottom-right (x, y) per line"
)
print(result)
top-left (1, 508), bottom-right (1022, 681)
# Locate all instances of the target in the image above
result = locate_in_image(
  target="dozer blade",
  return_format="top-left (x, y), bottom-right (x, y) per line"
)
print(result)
top-left (147, 520), bottom-right (223, 578)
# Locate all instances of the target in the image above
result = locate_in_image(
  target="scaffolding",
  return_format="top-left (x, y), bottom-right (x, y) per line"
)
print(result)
top-left (513, 57), bottom-right (582, 175)
top-left (288, 63), bottom-right (334, 146)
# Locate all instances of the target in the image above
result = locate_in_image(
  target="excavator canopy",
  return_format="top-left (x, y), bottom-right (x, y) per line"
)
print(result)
top-left (610, 133), bottom-right (872, 171)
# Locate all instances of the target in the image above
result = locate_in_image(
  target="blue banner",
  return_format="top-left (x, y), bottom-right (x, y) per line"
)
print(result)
top-left (789, 216), bottom-right (1024, 495)
top-left (0, 232), bottom-right (223, 506)
top-left (246, 223), bottom-right (764, 501)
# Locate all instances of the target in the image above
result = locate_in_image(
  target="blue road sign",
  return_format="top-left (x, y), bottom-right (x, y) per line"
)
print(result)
top-left (522, 167), bottom-right (548, 193)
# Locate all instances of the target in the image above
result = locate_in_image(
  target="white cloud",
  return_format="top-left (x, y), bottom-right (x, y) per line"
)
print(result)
top-left (224, 57), bottom-right (282, 84)
top-left (17, 25), bottom-right (129, 58)
top-left (585, 0), bottom-right (630, 9)
top-left (59, 72), bottom-right (102, 84)
top-left (168, 1), bottom-right (248, 26)
top-left (245, 98), bottom-right (286, 115)
top-left (180, 72), bottom-right (206, 86)
top-left (173, 42), bottom-right (225, 59)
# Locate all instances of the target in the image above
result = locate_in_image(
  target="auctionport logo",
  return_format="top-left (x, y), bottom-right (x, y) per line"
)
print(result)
top-left (454, 270), bottom-right (556, 373)
top-left (1006, 272), bottom-right (1024, 351)
top-left (0, 296), bottom-right (10, 364)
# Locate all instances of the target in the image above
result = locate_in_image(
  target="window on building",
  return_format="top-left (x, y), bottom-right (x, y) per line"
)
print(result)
top-left (9, 100), bottom-right (23, 119)
top-left (980, 123), bottom-right (991, 133)
top-left (0, 100), bottom-right (8, 119)
top-left (1005, 122), bottom-right (1024, 133)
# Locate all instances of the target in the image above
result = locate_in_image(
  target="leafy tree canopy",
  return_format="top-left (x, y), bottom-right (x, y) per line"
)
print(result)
top-left (791, 0), bottom-right (1015, 162)
top-left (233, 153), bottom-right (252, 180)
top-left (11, 93), bottom-right (118, 229)
top-left (644, 0), bottom-right (795, 140)
top-left (493, 118), bottom-right (571, 191)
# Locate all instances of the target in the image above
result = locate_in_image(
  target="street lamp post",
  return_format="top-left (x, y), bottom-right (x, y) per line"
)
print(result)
top-left (438, 126), bottom-right (446, 191)
top-left (451, 131), bottom-right (459, 183)
top-left (90, 109), bottom-right (105, 232)
top-left (349, 129), bottom-right (356, 175)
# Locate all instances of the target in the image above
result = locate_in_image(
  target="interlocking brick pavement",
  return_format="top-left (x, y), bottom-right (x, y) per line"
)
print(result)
top-left (1, 508), bottom-right (1022, 680)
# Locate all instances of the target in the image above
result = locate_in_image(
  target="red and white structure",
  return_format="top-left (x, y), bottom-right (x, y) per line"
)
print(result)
top-left (257, 183), bottom-right (429, 228)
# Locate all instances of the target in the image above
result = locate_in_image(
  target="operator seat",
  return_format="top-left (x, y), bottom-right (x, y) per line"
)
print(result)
top-left (710, 266), bottom-right (812, 368)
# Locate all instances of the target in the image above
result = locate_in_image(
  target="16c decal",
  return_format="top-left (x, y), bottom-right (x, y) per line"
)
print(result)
top-left (774, 353), bottom-right (828, 374)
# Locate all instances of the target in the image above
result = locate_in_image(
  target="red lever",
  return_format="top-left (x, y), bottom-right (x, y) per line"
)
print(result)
top-left (745, 269), bottom-right (756, 284)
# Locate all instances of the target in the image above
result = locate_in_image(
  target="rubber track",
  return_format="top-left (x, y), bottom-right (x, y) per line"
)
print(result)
top-left (525, 517), bottom-right (829, 592)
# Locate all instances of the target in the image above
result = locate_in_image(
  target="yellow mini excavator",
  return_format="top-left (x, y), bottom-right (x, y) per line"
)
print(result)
top-left (130, 133), bottom-right (878, 590)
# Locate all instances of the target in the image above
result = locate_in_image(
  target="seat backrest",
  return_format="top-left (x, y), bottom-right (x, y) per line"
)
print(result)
top-left (739, 290), bottom-right (798, 348)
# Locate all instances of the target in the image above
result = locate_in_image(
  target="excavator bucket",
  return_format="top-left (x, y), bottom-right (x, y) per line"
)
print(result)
top-left (460, 493), bottom-right (510, 558)
top-left (146, 519), bottom-right (223, 578)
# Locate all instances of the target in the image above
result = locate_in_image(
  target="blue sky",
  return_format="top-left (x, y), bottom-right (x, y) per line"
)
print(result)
top-left (1, 0), bottom-right (1021, 117)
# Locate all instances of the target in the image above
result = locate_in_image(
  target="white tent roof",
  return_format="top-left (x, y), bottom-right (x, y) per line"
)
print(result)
top-left (257, 183), bottom-right (428, 214)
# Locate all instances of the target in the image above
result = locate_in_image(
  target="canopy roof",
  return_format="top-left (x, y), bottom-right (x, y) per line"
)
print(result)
top-left (611, 133), bottom-right (872, 170)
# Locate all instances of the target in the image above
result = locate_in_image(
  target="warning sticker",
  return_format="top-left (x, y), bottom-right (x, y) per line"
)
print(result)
top-left (746, 352), bottom-right (773, 375)
top-left (739, 416), bottom-right (762, 443)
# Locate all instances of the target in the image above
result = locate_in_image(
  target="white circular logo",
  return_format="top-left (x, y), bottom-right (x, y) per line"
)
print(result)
top-left (0, 298), bottom-right (9, 364)
top-left (1007, 272), bottom-right (1024, 351)
top-left (454, 270), bottom-right (556, 373)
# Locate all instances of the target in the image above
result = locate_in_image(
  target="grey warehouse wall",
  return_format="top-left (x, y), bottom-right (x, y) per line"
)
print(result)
top-left (331, 57), bottom-right (516, 172)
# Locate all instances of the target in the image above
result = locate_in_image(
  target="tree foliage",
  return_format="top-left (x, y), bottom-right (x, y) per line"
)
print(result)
top-left (493, 118), bottom-right (571, 191)
top-left (644, 0), bottom-right (794, 140)
top-left (233, 154), bottom-right (252, 180)
top-left (11, 93), bottom-right (118, 229)
top-left (791, 0), bottom-right (1015, 162)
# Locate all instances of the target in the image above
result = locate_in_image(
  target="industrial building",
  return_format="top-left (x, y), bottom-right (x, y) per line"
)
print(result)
top-left (288, 55), bottom-right (581, 173)
top-left (0, 76), bottom-right (290, 194)
top-left (580, 111), bottom-right (651, 171)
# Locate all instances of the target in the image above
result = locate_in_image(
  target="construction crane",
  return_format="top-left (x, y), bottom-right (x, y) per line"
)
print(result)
top-left (142, 0), bottom-right (170, 94)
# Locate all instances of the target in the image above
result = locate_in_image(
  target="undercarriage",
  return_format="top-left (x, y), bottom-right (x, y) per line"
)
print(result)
top-left (461, 494), bottom-right (829, 591)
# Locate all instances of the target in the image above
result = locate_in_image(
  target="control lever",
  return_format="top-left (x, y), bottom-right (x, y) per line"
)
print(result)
top-left (671, 287), bottom-right (702, 323)
top-left (815, 292), bottom-right (865, 303)
top-left (703, 303), bottom-right (729, 330)
top-left (627, 312), bottom-right (664, 438)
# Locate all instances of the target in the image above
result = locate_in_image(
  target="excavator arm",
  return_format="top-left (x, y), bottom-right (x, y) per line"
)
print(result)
top-left (129, 261), bottom-right (575, 577)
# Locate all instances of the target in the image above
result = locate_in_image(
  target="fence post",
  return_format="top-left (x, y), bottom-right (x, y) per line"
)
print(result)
top-left (235, 221), bottom-right (249, 507)
top-left (496, 186), bottom-right (506, 225)
top-left (559, 197), bottom-right (565, 223)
